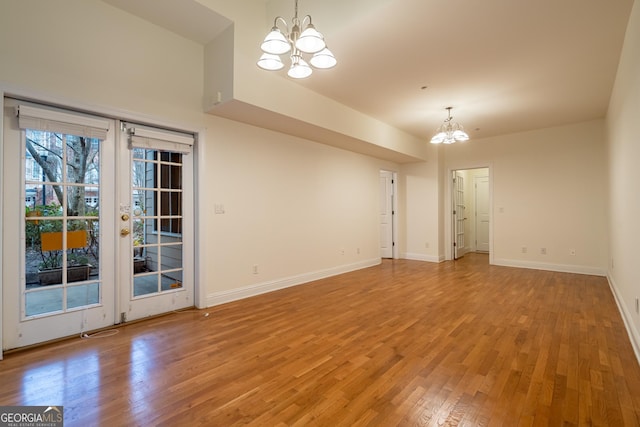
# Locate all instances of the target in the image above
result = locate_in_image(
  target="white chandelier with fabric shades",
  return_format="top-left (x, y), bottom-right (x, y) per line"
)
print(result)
top-left (257, 0), bottom-right (337, 79)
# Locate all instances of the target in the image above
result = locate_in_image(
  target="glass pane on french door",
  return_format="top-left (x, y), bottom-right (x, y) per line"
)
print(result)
top-left (24, 130), bottom-right (102, 316)
top-left (131, 149), bottom-right (184, 297)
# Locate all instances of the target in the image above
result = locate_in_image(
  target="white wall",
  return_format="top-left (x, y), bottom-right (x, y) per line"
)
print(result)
top-left (400, 162), bottom-right (441, 262)
top-left (0, 0), bottom-right (204, 126)
top-left (444, 120), bottom-right (608, 275)
top-left (606, 0), bottom-right (640, 358)
top-left (399, 143), bottom-right (442, 262)
top-left (201, 115), bottom-right (396, 304)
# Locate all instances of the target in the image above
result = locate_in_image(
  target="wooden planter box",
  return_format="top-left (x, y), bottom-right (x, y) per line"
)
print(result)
top-left (134, 257), bottom-right (146, 273)
top-left (38, 265), bottom-right (92, 286)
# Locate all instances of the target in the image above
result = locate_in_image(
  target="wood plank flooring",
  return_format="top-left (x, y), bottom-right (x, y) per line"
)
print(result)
top-left (1, 254), bottom-right (640, 426)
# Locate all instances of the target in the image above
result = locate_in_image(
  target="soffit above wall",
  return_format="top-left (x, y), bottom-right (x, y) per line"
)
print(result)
top-left (101, 0), bottom-right (232, 44)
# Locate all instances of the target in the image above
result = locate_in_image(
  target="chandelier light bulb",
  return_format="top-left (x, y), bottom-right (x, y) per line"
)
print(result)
top-left (430, 132), bottom-right (447, 144)
top-left (296, 24), bottom-right (326, 53)
top-left (309, 47), bottom-right (337, 69)
top-left (261, 28), bottom-right (291, 55)
top-left (452, 129), bottom-right (469, 141)
top-left (257, 53), bottom-right (285, 71)
top-left (287, 56), bottom-right (312, 79)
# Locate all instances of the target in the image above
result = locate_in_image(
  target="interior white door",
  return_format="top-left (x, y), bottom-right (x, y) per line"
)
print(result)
top-left (379, 170), bottom-right (393, 258)
top-left (117, 123), bottom-right (194, 322)
top-left (2, 100), bottom-right (116, 350)
top-left (475, 175), bottom-right (490, 252)
top-left (453, 171), bottom-right (466, 259)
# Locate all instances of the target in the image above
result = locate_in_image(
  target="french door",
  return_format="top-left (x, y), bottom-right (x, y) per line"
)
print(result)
top-left (116, 122), bottom-right (194, 322)
top-left (2, 101), bottom-right (116, 349)
top-left (379, 170), bottom-right (394, 259)
top-left (2, 100), bottom-right (194, 351)
top-left (453, 171), bottom-right (466, 260)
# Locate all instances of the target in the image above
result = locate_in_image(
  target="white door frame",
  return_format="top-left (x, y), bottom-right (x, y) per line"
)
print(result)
top-left (444, 164), bottom-right (493, 263)
top-left (0, 89), bottom-right (203, 358)
top-left (0, 90), bottom-right (5, 359)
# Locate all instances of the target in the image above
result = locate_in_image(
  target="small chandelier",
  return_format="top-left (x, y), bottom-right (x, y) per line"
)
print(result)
top-left (257, 0), bottom-right (337, 79)
top-left (430, 107), bottom-right (470, 144)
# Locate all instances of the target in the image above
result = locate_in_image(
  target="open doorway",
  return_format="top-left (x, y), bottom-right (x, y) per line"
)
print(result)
top-left (449, 167), bottom-right (490, 261)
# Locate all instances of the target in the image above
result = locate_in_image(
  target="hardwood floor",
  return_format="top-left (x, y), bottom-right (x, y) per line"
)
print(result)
top-left (1, 254), bottom-right (640, 426)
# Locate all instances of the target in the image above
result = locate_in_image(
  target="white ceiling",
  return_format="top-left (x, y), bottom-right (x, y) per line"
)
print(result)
top-left (102, 0), bottom-right (634, 142)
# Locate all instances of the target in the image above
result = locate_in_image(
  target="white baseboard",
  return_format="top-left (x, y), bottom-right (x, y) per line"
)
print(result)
top-left (607, 274), bottom-right (640, 365)
top-left (492, 258), bottom-right (606, 276)
top-left (402, 252), bottom-right (444, 263)
top-left (206, 258), bottom-right (380, 307)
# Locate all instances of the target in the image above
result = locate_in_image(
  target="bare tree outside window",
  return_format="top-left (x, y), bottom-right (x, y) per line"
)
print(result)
top-left (24, 130), bottom-right (101, 292)
top-left (25, 131), bottom-right (99, 216)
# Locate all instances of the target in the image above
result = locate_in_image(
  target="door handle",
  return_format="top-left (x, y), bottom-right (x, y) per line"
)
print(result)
top-left (120, 228), bottom-right (130, 237)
